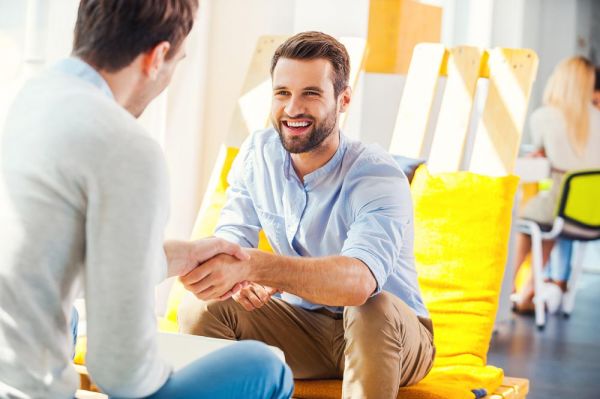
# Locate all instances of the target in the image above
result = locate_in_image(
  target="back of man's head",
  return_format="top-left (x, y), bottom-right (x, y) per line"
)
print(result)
top-left (73, 0), bottom-right (198, 72)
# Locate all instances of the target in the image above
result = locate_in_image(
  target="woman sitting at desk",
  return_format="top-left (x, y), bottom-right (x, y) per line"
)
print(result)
top-left (512, 58), bottom-right (600, 313)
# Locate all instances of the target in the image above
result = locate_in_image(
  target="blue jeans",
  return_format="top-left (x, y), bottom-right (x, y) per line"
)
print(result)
top-left (138, 340), bottom-right (294, 399)
top-left (544, 238), bottom-right (573, 282)
top-left (71, 309), bottom-right (293, 398)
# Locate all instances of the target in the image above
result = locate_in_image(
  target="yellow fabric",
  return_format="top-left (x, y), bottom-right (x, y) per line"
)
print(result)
top-left (74, 336), bottom-right (87, 365)
top-left (514, 256), bottom-right (531, 292)
top-left (164, 146), bottom-right (273, 327)
top-left (75, 161), bottom-right (520, 399)
top-left (408, 165), bottom-right (519, 397)
top-left (561, 171), bottom-right (600, 226)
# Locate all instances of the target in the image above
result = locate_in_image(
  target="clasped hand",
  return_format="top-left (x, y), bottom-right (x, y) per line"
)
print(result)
top-left (174, 238), bottom-right (279, 308)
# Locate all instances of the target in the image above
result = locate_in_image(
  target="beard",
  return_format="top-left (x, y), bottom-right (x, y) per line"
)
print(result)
top-left (272, 107), bottom-right (338, 154)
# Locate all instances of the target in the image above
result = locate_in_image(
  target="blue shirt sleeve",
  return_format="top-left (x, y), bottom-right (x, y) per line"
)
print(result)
top-left (340, 153), bottom-right (413, 295)
top-left (214, 138), bottom-right (262, 248)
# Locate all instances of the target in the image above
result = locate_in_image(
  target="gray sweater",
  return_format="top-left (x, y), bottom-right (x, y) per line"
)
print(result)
top-left (0, 60), bottom-right (171, 398)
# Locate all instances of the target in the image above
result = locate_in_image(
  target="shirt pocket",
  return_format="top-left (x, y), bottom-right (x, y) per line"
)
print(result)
top-left (255, 207), bottom-right (286, 250)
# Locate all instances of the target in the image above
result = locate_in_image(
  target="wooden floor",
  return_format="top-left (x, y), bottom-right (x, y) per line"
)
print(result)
top-left (488, 272), bottom-right (600, 399)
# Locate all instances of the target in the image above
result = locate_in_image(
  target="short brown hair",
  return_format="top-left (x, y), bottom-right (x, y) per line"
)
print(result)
top-left (270, 31), bottom-right (350, 97)
top-left (73, 0), bottom-right (198, 72)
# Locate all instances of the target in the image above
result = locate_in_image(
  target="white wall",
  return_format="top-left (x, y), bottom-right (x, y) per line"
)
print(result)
top-left (197, 0), bottom-right (371, 189)
top-left (489, 0), bottom-right (599, 143)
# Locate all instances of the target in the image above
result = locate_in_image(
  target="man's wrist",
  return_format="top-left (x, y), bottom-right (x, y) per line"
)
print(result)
top-left (244, 249), bottom-right (266, 282)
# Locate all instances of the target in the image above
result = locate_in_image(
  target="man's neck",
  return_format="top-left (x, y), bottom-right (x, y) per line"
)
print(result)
top-left (98, 68), bottom-right (144, 117)
top-left (291, 130), bottom-right (340, 182)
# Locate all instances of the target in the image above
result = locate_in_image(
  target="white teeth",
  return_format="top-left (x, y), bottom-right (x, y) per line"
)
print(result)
top-left (287, 121), bottom-right (310, 128)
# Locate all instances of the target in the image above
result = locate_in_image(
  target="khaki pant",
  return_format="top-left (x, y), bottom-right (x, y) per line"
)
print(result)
top-left (179, 291), bottom-right (435, 399)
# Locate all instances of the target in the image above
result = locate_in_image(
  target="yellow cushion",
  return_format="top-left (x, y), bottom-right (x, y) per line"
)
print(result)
top-left (409, 165), bottom-right (519, 397)
top-left (164, 146), bottom-right (273, 327)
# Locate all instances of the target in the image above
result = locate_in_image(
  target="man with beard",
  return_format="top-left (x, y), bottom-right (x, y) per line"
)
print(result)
top-left (178, 31), bottom-right (435, 399)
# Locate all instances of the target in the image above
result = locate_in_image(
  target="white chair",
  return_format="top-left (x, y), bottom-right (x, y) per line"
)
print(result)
top-left (517, 169), bottom-right (600, 330)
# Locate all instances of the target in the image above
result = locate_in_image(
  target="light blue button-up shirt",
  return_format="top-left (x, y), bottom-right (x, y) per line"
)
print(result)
top-left (54, 57), bottom-right (114, 100)
top-left (215, 128), bottom-right (429, 317)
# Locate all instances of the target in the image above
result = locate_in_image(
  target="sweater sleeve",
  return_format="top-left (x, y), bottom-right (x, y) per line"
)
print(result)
top-left (83, 133), bottom-right (171, 397)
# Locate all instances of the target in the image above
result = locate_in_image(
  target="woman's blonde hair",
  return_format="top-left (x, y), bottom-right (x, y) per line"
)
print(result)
top-left (543, 56), bottom-right (596, 156)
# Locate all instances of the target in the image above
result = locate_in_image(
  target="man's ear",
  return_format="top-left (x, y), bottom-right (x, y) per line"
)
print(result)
top-left (142, 41), bottom-right (171, 80)
top-left (338, 86), bottom-right (352, 113)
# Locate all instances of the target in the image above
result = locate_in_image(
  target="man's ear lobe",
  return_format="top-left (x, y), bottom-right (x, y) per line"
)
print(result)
top-left (143, 41), bottom-right (171, 80)
top-left (339, 86), bottom-right (352, 112)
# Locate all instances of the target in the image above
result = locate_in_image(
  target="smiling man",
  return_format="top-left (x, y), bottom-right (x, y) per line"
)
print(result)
top-left (179, 31), bottom-right (435, 399)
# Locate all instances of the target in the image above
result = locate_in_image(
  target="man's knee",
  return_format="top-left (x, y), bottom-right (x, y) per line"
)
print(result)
top-left (235, 341), bottom-right (294, 398)
top-left (178, 293), bottom-right (234, 336)
top-left (344, 292), bottom-right (411, 336)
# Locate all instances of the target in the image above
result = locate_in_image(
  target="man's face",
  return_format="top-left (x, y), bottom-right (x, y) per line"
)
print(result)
top-left (132, 39), bottom-right (188, 117)
top-left (270, 58), bottom-right (348, 154)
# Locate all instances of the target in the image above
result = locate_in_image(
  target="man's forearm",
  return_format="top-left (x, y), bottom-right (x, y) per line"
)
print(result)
top-left (247, 250), bottom-right (377, 306)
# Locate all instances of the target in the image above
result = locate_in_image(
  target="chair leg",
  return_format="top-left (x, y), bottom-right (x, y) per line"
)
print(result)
top-left (561, 242), bottom-right (586, 316)
top-left (529, 226), bottom-right (546, 330)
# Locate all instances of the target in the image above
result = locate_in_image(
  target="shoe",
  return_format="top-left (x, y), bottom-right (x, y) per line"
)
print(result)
top-left (542, 282), bottom-right (563, 314)
top-left (511, 293), bottom-right (535, 315)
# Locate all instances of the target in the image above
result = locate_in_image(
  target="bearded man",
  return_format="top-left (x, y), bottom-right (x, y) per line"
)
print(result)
top-left (178, 31), bottom-right (435, 399)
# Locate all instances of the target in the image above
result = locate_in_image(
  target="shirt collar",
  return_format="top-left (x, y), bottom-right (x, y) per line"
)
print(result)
top-left (53, 57), bottom-right (114, 100)
top-left (285, 132), bottom-right (348, 191)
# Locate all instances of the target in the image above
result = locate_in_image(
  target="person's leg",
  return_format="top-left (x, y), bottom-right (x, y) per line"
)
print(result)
top-left (341, 292), bottom-right (435, 399)
top-left (70, 307), bottom-right (79, 359)
top-left (549, 238), bottom-right (573, 292)
top-left (511, 232), bottom-right (532, 293)
top-left (515, 238), bottom-right (555, 311)
top-left (179, 293), bottom-right (339, 379)
top-left (142, 340), bottom-right (293, 399)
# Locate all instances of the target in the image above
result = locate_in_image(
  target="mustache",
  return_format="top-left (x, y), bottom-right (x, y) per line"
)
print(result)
top-left (280, 113), bottom-right (315, 121)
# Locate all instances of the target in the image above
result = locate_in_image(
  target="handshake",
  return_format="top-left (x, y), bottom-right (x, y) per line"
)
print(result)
top-left (165, 237), bottom-right (280, 311)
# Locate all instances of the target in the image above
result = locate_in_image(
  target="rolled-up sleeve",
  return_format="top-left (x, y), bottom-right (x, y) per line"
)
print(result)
top-left (214, 139), bottom-right (262, 248)
top-left (340, 156), bottom-right (413, 295)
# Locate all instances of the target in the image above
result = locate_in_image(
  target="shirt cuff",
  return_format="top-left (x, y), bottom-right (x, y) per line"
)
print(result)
top-left (214, 230), bottom-right (254, 248)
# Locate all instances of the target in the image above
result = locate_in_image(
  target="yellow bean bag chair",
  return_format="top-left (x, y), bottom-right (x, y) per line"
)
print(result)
top-left (294, 165), bottom-right (519, 399)
top-left (76, 154), bottom-right (519, 399)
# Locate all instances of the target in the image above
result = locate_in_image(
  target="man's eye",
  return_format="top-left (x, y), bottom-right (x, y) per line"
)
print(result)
top-left (305, 91), bottom-right (320, 96)
top-left (275, 91), bottom-right (289, 96)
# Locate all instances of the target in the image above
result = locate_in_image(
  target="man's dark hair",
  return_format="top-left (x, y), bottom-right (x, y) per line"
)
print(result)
top-left (270, 31), bottom-right (350, 97)
top-left (595, 67), bottom-right (600, 91)
top-left (73, 0), bottom-right (198, 72)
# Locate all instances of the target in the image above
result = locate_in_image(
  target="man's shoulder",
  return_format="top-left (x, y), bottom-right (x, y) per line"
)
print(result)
top-left (344, 137), bottom-right (404, 176)
top-left (7, 71), bottom-right (155, 163)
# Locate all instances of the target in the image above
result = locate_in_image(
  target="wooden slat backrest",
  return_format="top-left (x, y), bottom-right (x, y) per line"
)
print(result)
top-left (389, 43), bottom-right (538, 174)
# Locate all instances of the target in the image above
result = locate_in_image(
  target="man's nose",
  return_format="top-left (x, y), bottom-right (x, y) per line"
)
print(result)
top-left (284, 95), bottom-right (304, 117)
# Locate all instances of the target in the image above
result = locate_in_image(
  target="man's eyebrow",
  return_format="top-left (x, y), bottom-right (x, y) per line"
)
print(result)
top-left (273, 86), bottom-right (324, 92)
top-left (303, 86), bottom-right (323, 92)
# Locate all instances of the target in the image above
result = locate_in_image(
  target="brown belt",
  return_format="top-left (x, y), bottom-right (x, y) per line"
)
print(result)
top-left (311, 307), bottom-right (344, 320)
